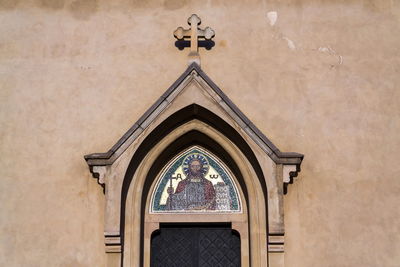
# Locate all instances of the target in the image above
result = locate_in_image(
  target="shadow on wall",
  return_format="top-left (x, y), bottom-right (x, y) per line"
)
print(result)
top-left (175, 40), bottom-right (215, 51)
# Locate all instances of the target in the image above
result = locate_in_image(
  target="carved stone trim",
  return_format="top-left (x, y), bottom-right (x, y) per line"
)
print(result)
top-left (91, 166), bottom-right (107, 190)
top-left (283, 164), bottom-right (301, 194)
top-left (268, 234), bottom-right (285, 253)
top-left (105, 233), bottom-right (122, 253)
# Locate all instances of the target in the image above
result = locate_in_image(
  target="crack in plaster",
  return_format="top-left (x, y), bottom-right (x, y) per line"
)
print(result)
top-left (267, 10), bottom-right (296, 51)
top-left (266, 10), bottom-right (344, 67)
top-left (318, 46), bottom-right (343, 67)
top-left (267, 11), bottom-right (278, 26)
top-left (282, 36), bottom-right (296, 50)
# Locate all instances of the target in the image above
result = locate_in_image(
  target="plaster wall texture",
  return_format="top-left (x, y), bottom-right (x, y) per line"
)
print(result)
top-left (0, 0), bottom-right (399, 266)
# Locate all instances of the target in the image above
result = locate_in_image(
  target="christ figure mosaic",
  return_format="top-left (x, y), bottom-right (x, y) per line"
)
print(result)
top-left (150, 146), bottom-right (242, 213)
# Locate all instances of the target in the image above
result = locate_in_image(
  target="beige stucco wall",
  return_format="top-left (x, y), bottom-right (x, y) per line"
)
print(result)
top-left (1, 0), bottom-right (399, 266)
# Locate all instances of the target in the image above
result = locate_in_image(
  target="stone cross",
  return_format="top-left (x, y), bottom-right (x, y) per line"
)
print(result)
top-left (174, 14), bottom-right (215, 66)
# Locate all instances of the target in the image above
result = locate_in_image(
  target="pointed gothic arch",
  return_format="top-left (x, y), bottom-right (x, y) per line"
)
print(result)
top-left (123, 119), bottom-right (267, 266)
top-left (119, 103), bottom-right (268, 216)
top-left (119, 105), bottom-right (270, 265)
top-left (85, 63), bottom-right (303, 267)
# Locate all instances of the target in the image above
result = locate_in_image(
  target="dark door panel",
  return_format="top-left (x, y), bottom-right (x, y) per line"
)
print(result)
top-left (151, 224), bottom-right (241, 267)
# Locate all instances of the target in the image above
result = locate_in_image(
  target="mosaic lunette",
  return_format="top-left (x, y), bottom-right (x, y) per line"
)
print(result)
top-left (151, 147), bottom-right (241, 213)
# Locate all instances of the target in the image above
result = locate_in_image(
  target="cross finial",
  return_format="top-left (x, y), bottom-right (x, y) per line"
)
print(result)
top-left (174, 14), bottom-right (215, 66)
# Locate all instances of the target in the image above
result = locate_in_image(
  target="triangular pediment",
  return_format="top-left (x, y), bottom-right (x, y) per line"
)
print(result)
top-left (85, 63), bottom-right (303, 170)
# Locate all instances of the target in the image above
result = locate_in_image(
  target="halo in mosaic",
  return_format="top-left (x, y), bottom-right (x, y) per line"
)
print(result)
top-left (150, 146), bottom-right (242, 213)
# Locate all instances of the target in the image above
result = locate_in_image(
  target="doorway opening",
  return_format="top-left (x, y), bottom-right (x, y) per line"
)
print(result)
top-left (151, 223), bottom-right (241, 267)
